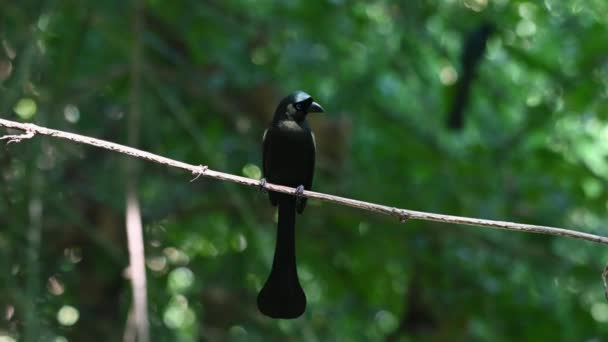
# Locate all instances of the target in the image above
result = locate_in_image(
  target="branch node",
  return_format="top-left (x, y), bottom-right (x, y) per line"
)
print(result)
top-left (0, 128), bottom-right (35, 144)
top-left (190, 165), bottom-right (208, 182)
top-left (393, 208), bottom-right (410, 223)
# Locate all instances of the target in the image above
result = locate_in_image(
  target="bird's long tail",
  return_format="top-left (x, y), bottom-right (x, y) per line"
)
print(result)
top-left (257, 196), bottom-right (306, 319)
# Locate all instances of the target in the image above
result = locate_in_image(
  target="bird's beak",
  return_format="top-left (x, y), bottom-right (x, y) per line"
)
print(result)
top-left (308, 101), bottom-right (324, 113)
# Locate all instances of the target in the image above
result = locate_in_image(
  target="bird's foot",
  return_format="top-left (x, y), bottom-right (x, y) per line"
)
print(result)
top-left (259, 178), bottom-right (268, 194)
top-left (294, 185), bottom-right (305, 207)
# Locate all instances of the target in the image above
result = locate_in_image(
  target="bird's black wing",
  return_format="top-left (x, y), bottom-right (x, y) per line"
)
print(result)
top-left (296, 131), bottom-right (316, 213)
top-left (306, 131), bottom-right (316, 190)
top-left (262, 128), bottom-right (278, 206)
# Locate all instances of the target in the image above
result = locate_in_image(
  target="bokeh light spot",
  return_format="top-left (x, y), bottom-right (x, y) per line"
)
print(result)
top-left (516, 20), bottom-right (537, 37)
top-left (13, 98), bottom-right (37, 120)
top-left (591, 303), bottom-right (608, 322)
top-left (375, 310), bottom-right (398, 333)
top-left (168, 267), bottom-right (195, 293)
top-left (163, 295), bottom-right (195, 329)
top-left (163, 247), bottom-right (190, 265)
top-left (439, 65), bottom-right (458, 85)
top-left (57, 305), bottom-right (79, 326)
top-left (64, 104), bottom-right (80, 123)
top-left (242, 163), bottom-right (262, 180)
top-left (47, 276), bottom-right (65, 296)
top-left (464, 0), bottom-right (488, 12)
top-left (146, 255), bottom-right (168, 273)
top-left (518, 2), bottom-right (537, 19)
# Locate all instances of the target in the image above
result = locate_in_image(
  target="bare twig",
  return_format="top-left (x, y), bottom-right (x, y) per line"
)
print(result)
top-left (2, 117), bottom-right (608, 246)
top-left (125, 188), bottom-right (148, 342)
top-left (0, 128), bottom-right (35, 144)
top-left (190, 165), bottom-right (209, 182)
top-left (123, 306), bottom-right (137, 342)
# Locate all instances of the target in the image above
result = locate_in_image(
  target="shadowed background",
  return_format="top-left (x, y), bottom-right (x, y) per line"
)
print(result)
top-left (2, 0), bottom-right (608, 340)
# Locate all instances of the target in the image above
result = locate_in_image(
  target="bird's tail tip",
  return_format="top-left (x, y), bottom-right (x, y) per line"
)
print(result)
top-left (257, 278), bottom-right (306, 319)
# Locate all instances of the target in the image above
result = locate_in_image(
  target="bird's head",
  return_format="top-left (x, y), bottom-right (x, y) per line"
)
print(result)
top-left (274, 90), bottom-right (324, 123)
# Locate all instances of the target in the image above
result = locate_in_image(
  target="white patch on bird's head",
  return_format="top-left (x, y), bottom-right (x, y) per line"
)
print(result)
top-left (286, 103), bottom-right (297, 118)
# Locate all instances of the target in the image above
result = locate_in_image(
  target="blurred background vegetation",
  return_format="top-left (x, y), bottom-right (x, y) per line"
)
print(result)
top-left (2, 0), bottom-right (608, 340)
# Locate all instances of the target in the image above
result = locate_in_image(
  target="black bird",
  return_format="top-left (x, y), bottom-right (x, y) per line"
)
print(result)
top-left (257, 91), bottom-right (324, 319)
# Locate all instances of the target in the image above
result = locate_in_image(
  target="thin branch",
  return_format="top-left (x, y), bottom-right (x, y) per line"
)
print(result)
top-left (2, 118), bottom-right (608, 246)
top-left (0, 129), bottom-right (35, 144)
top-left (125, 188), bottom-right (148, 342)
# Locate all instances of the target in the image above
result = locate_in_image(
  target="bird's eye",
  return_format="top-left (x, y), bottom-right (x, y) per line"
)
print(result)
top-left (294, 103), bottom-right (303, 111)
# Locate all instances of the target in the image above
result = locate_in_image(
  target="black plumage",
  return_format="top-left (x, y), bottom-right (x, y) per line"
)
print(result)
top-left (257, 91), bottom-right (324, 319)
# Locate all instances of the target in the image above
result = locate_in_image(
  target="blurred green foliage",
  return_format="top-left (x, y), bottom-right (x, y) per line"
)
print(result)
top-left (2, 0), bottom-right (608, 340)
